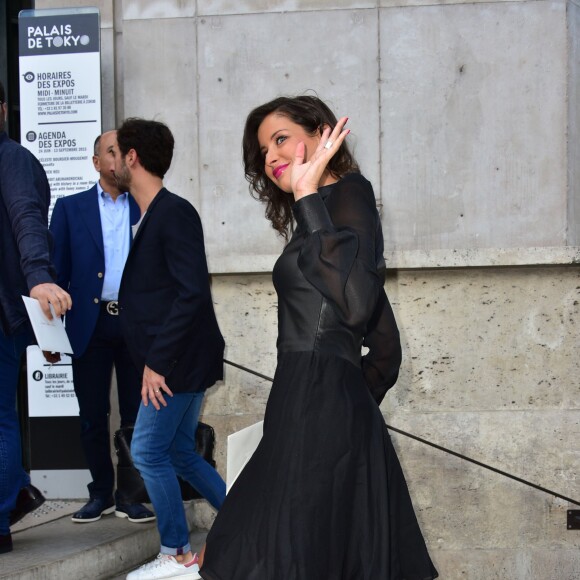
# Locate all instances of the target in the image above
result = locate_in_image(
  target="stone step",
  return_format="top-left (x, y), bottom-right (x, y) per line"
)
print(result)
top-left (2, 502), bottom-right (207, 580)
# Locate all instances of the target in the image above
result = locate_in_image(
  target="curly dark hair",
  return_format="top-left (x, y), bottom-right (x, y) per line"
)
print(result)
top-left (242, 95), bottom-right (360, 239)
top-left (117, 118), bottom-right (174, 179)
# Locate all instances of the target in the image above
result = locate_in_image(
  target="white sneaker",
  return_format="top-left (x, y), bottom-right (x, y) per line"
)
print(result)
top-left (126, 553), bottom-right (201, 579)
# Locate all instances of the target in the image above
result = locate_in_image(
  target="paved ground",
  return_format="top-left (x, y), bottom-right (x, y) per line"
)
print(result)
top-left (2, 500), bottom-right (207, 579)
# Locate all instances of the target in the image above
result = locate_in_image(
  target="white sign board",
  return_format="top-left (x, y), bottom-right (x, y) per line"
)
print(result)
top-left (26, 345), bottom-right (78, 417)
top-left (18, 8), bottom-right (101, 498)
top-left (18, 7), bottom-right (101, 215)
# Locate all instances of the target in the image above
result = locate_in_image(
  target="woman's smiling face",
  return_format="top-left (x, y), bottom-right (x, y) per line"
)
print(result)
top-left (257, 112), bottom-right (323, 193)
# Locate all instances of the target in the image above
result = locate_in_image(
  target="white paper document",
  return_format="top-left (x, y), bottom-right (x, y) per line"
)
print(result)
top-left (22, 296), bottom-right (73, 354)
top-left (226, 420), bottom-right (264, 493)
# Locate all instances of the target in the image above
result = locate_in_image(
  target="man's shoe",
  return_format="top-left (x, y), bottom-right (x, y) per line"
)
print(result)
top-left (0, 533), bottom-right (13, 554)
top-left (71, 497), bottom-right (115, 523)
top-left (9, 484), bottom-right (46, 526)
top-left (126, 553), bottom-right (200, 579)
top-left (115, 503), bottom-right (156, 523)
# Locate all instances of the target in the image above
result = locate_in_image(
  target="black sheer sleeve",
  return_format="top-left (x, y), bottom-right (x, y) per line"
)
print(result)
top-left (292, 175), bottom-right (382, 331)
top-left (362, 285), bottom-right (402, 405)
top-left (292, 174), bottom-right (402, 404)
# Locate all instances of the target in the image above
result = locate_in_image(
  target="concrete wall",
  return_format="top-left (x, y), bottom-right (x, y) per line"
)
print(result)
top-left (38, 0), bottom-right (580, 270)
top-left (118, 0), bottom-right (579, 273)
top-left (34, 0), bottom-right (580, 577)
top-left (569, 0), bottom-right (580, 247)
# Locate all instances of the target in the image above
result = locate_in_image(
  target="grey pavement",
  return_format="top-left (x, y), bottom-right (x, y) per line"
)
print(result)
top-left (2, 502), bottom-right (207, 580)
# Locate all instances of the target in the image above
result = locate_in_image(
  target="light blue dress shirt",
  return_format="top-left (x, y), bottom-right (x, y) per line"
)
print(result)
top-left (96, 181), bottom-right (130, 300)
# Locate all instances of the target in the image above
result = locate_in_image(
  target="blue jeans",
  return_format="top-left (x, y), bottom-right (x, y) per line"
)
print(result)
top-left (0, 326), bottom-right (32, 535)
top-left (131, 391), bottom-right (226, 555)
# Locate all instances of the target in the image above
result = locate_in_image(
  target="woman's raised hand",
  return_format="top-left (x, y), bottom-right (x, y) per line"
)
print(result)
top-left (291, 116), bottom-right (350, 200)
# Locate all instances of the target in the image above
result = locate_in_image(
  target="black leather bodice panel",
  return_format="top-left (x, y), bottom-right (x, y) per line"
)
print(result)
top-left (272, 175), bottom-right (385, 368)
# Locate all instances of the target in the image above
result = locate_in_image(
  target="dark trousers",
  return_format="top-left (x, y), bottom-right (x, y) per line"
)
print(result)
top-left (0, 325), bottom-right (32, 534)
top-left (72, 307), bottom-right (141, 503)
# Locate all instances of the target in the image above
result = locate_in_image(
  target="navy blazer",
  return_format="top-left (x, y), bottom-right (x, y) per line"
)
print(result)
top-left (50, 184), bottom-right (140, 357)
top-left (119, 188), bottom-right (224, 393)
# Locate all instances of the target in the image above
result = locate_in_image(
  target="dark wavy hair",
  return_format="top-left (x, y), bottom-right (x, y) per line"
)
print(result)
top-left (117, 118), bottom-right (174, 179)
top-left (243, 95), bottom-right (360, 239)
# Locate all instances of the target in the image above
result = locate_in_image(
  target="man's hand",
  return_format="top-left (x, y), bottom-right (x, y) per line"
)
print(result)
top-left (142, 365), bottom-right (173, 410)
top-left (30, 283), bottom-right (72, 319)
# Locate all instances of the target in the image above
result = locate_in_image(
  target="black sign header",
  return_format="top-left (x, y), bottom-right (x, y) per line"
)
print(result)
top-left (19, 12), bottom-right (100, 57)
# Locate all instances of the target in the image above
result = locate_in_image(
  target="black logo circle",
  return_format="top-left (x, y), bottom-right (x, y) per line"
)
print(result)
top-left (32, 370), bottom-right (43, 381)
top-left (26, 131), bottom-right (37, 143)
top-left (23, 72), bottom-right (35, 83)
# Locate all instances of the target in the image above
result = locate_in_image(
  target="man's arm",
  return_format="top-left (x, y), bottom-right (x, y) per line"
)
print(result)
top-left (1, 146), bottom-right (71, 318)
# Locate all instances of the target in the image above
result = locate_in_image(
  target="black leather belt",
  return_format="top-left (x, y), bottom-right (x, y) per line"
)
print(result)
top-left (101, 300), bottom-right (119, 315)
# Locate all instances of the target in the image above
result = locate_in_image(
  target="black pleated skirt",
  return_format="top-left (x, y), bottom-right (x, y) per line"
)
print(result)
top-left (201, 351), bottom-right (438, 580)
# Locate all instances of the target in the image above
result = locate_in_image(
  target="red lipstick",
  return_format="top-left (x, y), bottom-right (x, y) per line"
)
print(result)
top-left (273, 164), bottom-right (289, 180)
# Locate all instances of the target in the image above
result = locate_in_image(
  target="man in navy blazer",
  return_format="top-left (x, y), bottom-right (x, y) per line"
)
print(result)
top-left (113, 119), bottom-right (225, 579)
top-left (50, 131), bottom-right (154, 524)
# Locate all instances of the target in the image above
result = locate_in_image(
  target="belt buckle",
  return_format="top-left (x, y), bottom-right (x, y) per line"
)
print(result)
top-left (106, 301), bottom-right (119, 315)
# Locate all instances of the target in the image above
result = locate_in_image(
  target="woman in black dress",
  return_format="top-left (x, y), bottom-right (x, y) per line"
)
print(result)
top-left (200, 96), bottom-right (438, 580)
